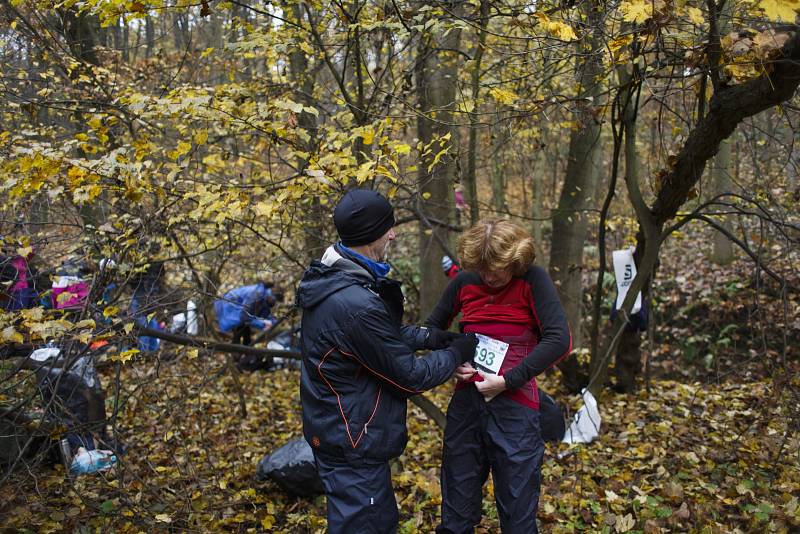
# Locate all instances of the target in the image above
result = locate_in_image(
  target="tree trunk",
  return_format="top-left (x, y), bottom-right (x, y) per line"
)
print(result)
top-left (709, 0), bottom-right (734, 265)
top-left (710, 139), bottom-right (734, 264)
top-left (287, 2), bottom-right (324, 262)
top-left (465, 0), bottom-right (488, 226)
top-left (415, 4), bottom-right (462, 318)
top-left (613, 62), bottom-right (645, 393)
top-left (788, 142), bottom-right (799, 194)
top-left (122, 17), bottom-right (129, 62)
top-left (548, 2), bottom-right (606, 391)
top-left (490, 129), bottom-right (507, 215)
top-left (61, 9), bottom-right (99, 65)
top-left (145, 15), bottom-right (155, 59)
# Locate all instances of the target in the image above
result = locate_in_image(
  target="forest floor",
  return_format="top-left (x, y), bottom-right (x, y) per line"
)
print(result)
top-left (1, 230), bottom-right (798, 533)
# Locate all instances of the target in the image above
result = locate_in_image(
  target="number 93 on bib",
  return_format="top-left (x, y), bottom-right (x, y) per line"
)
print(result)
top-left (472, 334), bottom-right (509, 375)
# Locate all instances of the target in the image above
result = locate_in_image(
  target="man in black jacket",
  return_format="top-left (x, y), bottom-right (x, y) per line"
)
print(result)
top-left (297, 189), bottom-right (478, 534)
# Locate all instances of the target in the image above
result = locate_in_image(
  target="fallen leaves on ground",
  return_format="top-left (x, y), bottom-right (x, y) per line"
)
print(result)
top-left (1, 352), bottom-right (798, 533)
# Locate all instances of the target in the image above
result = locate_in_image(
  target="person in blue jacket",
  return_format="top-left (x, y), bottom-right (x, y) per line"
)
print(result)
top-left (214, 282), bottom-right (277, 346)
top-left (296, 189), bottom-right (478, 534)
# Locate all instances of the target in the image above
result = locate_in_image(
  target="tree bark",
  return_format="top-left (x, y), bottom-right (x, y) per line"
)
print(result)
top-left (490, 129), bottom-right (507, 215)
top-left (465, 0), bottom-right (488, 226)
top-left (415, 3), bottom-right (462, 318)
top-left (710, 139), bottom-right (735, 264)
top-left (709, 1), bottom-right (734, 265)
top-left (287, 2), bottom-right (324, 262)
top-left (613, 77), bottom-right (645, 393)
top-left (548, 2), bottom-right (606, 391)
top-left (145, 15), bottom-right (154, 59)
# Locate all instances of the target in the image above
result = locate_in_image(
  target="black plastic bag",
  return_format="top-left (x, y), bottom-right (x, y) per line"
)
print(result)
top-left (257, 437), bottom-right (323, 497)
top-left (539, 390), bottom-right (566, 442)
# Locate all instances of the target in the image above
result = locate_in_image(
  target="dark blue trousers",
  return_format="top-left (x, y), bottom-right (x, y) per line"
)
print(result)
top-left (437, 387), bottom-right (545, 534)
top-left (314, 452), bottom-right (398, 534)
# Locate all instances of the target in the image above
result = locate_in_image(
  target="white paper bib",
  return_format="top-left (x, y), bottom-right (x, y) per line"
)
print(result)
top-left (473, 334), bottom-right (510, 375)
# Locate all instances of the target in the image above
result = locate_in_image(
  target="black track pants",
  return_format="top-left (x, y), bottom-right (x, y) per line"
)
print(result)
top-left (437, 387), bottom-right (544, 534)
top-left (314, 452), bottom-right (399, 534)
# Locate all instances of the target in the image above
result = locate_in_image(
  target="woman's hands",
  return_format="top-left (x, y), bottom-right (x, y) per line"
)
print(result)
top-left (474, 372), bottom-right (507, 402)
top-left (453, 362), bottom-right (508, 402)
top-left (454, 361), bottom-right (478, 382)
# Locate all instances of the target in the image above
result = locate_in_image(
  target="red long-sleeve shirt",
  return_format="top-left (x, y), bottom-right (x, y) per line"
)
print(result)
top-left (426, 266), bottom-right (572, 392)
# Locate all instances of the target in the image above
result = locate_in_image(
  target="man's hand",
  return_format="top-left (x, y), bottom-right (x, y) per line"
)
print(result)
top-left (448, 333), bottom-right (479, 364)
top-left (454, 361), bottom-right (478, 382)
top-left (475, 372), bottom-right (507, 402)
top-left (424, 327), bottom-right (460, 349)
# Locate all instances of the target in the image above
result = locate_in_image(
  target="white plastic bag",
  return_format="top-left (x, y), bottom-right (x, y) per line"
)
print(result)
top-left (69, 448), bottom-right (117, 475)
top-left (170, 312), bottom-right (186, 333)
top-left (186, 300), bottom-right (198, 336)
top-left (30, 347), bottom-right (61, 362)
top-left (562, 389), bottom-right (601, 444)
top-left (169, 300), bottom-right (198, 335)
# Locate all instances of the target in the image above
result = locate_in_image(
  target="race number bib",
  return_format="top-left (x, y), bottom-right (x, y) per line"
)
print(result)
top-left (473, 334), bottom-right (509, 375)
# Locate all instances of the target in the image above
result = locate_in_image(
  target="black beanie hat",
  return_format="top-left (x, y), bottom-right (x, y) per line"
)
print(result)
top-left (333, 189), bottom-right (395, 247)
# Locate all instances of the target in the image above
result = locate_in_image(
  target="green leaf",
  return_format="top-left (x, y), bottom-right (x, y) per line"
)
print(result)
top-left (99, 500), bottom-right (115, 515)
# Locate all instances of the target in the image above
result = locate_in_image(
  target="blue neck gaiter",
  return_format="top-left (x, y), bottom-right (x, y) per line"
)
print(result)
top-left (339, 243), bottom-right (391, 278)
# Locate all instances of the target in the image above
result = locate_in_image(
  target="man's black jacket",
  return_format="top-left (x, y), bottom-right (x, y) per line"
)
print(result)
top-left (297, 244), bottom-right (459, 465)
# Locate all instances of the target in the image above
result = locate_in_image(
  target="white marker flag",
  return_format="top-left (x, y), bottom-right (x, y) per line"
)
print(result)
top-left (612, 248), bottom-right (641, 314)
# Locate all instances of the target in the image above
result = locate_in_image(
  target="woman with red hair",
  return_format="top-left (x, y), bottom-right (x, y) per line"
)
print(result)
top-left (426, 219), bottom-right (572, 533)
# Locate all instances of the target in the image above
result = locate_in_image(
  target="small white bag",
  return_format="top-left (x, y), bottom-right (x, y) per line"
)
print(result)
top-left (562, 389), bottom-right (602, 444)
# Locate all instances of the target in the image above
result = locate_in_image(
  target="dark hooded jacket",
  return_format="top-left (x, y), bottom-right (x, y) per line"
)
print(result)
top-left (297, 244), bottom-right (459, 465)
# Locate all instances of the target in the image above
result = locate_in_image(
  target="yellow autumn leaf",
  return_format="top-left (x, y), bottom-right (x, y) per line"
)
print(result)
top-left (360, 129), bottom-right (375, 145)
top-left (56, 291), bottom-right (77, 305)
top-left (535, 12), bottom-right (578, 41)
top-left (255, 202), bottom-right (276, 218)
top-left (187, 348), bottom-right (199, 359)
top-left (615, 512), bottom-right (635, 532)
top-left (103, 306), bottom-right (119, 318)
top-left (67, 166), bottom-right (87, 182)
top-left (687, 6), bottom-right (704, 24)
top-left (394, 143), bottom-right (411, 155)
top-left (758, 0), bottom-right (800, 22)
top-left (194, 130), bottom-right (209, 145)
top-left (112, 348), bottom-right (139, 364)
top-left (21, 307), bottom-right (44, 322)
top-left (76, 331), bottom-right (92, 344)
top-left (458, 98), bottom-right (475, 113)
top-left (608, 35), bottom-right (633, 54)
top-left (620, 0), bottom-right (653, 23)
top-left (261, 515), bottom-right (275, 529)
top-left (175, 141), bottom-right (192, 157)
top-left (299, 41), bottom-right (314, 55)
top-left (548, 20), bottom-right (578, 41)
top-left (753, 29), bottom-right (791, 58)
top-left (74, 319), bottom-right (96, 329)
top-left (489, 87), bottom-right (518, 106)
top-left (154, 513), bottom-right (172, 523)
top-left (2, 326), bottom-right (24, 344)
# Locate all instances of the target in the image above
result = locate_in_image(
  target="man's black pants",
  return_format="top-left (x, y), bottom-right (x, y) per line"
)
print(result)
top-left (314, 451), bottom-right (399, 534)
top-left (437, 387), bottom-right (545, 534)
